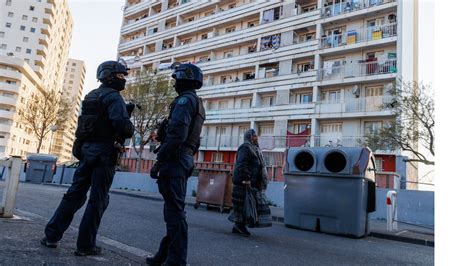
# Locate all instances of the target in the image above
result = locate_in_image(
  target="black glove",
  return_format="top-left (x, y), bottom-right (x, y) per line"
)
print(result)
top-left (126, 103), bottom-right (135, 117)
top-left (150, 161), bottom-right (161, 179)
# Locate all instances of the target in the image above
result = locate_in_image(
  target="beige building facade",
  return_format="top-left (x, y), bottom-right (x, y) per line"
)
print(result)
top-left (0, 0), bottom-right (74, 160)
top-left (51, 58), bottom-right (86, 162)
top-left (118, 0), bottom-right (417, 185)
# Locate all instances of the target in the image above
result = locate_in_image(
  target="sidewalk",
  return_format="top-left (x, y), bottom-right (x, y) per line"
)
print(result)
top-left (0, 212), bottom-right (141, 265)
top-left (107, 187), bottom-right (434, 247)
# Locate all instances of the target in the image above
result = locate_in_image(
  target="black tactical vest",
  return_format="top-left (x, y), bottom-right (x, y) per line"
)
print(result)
top-left (171, 91), bottom-right (205, 154)
top-left (75, 88), bottom-right (116, 142)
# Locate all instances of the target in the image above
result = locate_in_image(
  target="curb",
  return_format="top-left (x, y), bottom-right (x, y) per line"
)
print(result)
top-left (40, 183), bottom-right (434, 247)
top-left (369, 232), bottom-right (434, 247)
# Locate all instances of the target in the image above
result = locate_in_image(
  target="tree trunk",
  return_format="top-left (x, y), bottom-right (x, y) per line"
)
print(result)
top-left (135, 145), bottom-right (144, 173)
top-left (36, 137), bottom-right (43, 153)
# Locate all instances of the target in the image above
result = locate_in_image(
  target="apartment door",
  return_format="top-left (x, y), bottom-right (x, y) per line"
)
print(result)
top-left (364, 85), bottom-right (384, 111)
top-left (319, 123), bottom-right (343, 147)
top-left (215, 126), bottom-right (228, 147)
top-left (237, 125), bottom-right (250, 146)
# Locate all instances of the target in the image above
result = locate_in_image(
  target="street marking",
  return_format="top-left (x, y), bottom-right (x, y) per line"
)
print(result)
top-left (395, 230), bottom-right (408, 236)
top-left (14, 208), bottom-right (152, 260)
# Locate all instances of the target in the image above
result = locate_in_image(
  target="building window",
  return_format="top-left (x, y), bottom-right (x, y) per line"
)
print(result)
top-left (32, 17), bottom-right (38, 22)
top-left (29, 6), bottom-right (35, 11)
top-left (261, 96), bottom-right (274, 106)
top-left (225, 26), bottom-right (236, 33)
top-left (320, 123), bottom-right (342, 133)
top-left (320, 90), bottom-right (341, 103)
top-left (26, 48), bottom-right (31, 54)
top-left (0, 32), bottom-right (4, 38)
top-left (69, 74), bottom-right (74, 78)
top-left (297, 93), bottom-right (312, 103)
top-left (365, 86), bottom-right (383, 97)
top-left (241, 98), bottom-right (252, 108)
top-left (374, 158), bottom-right (383, 172)
top-left (72, 62), bottom-right (77, 66)
top-left (30, 27), bottom-right (36, 33)
top-left (23, 37), bottom-right (28, 42)
top-left (187, 17), bottom-right (194, 22)
top-left (71, 68), bottom-right (75, 72)
top-left (20, 25), bottom-right (26, 31)
top-left (201, 33), bottom-right (208, 40)
top-left (182, 38), bottom-right (191, 45)
top-left (0, 44), bottom-right (6, 49)
top-left (247, 21), bottom-right (258, 28)
top-left (258, 125), bottom-right (274, 135)
top-left (24, 58), bottom-right (29, 63)
top-left (6, 0), bottom-right (12, 6)
top-left (243, 72), bottom-right (255, 80)
top-left (224, 51), bottom-right (233, 58)
top-left (5, 23), bottom-right (12, 28)
top-left (211, 152), bottom-right (223, 162)
top-left (8, 12), bottom-right (14, 17)
top-left (229, 3), bottom-right (236, 8)
top-left (218, 100), bottom-right (228, 110)
top-left (23, 15), bottom-right (28, 20)
top-left (364, 121), bottom-right (382, 135)
top-left (15, 47), bottom-right (21, 52)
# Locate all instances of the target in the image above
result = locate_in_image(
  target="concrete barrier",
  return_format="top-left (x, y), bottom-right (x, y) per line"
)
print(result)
top-left (44, 170), bottom-right (436, 227)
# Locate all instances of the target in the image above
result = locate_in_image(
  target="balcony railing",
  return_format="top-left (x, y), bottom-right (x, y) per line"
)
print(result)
top-left (321, 0), bottom-right (397, 18)
top-left (319, 23), bottom-right (397, 50)
top-left (318, 59), bottom-right (397, 81)
top-left (200, 135), bottom-right (391, 150)
top-left (316, 96), bottom-right (393, 113)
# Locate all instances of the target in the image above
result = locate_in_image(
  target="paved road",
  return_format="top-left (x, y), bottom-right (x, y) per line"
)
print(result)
top-left (9, 183), bottom-right (434, 265)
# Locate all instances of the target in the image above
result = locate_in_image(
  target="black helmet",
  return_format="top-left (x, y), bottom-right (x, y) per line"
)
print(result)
top-left (96, 60), bottom-right (129, 81)
top-left (172, 63), bottom-right (203, 88)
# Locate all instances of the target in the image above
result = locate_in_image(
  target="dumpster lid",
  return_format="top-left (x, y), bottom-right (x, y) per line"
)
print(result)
top-left (26, 153), bottom-right (57, 162)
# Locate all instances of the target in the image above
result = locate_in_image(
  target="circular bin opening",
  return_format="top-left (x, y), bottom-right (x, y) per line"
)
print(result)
top-left (294, 151), bottom-right (315, 172)
top-left (324, 151), bottom-right (347, 173)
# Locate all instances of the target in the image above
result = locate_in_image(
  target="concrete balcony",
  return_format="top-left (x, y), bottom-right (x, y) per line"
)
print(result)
top-left (0, 69), bottom-right (22, 80)
top-left (0, 124), bottom-right (13, 133)
top-left (199, 135), bottom-right (374, 151)
top-left (0, 95), bottom-right (18, 106)
top-left (41, 25), bottom-right (51, 38)
top-left (205, 103), bottom-right (315, 124)
top-left (317, 59), bottom-right (397, 86)
top-left (199, 70), bottom-right (317, 99)
top-left (0, 110), bottom-right (14, 120)
top-left (320, 0), bottom-right (397, 22)
top-left (123, 0), bottom-right (156, 17)
top-left (0, 82), bottom-right (19, 93)
top-left (119, 1), bottom-right (273, 50)
top-left (316, 96), bottom-right (394, 118)
top-left (198, 40), bottom-right (317, 75)
top-left (121, 0), bottom-right (204, 34)
top-left (125, 6), bottom-right (320, 59)
top-left (318, 23), bottom-right (397, 56)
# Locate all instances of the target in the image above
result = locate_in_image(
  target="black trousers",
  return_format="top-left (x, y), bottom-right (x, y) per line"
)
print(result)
top-left (156, 176), bottom-right (188, 266)
top-left (44, 154), bottom-right (115, 250)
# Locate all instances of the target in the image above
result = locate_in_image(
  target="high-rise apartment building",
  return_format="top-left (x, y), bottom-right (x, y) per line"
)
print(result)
top-left (51, 58), bottom-right (85, 162)
top-left (118, 0), bottom-right (417, 185)
top-left (0, 0), bottom-right (73, 158)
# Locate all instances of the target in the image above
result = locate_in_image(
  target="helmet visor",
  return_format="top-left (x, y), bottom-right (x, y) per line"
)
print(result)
top-left (172, 69), bottom-right (193, 80)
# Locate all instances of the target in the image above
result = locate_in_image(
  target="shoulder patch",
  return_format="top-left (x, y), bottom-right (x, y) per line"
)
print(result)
top-left (177, 97), bottom-right (188, 105)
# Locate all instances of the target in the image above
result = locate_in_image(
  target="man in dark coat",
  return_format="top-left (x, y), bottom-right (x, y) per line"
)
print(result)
top-left (41, 60), bottom-right (135, 256)
top-left (228, 129), bottom-right (272, 236)
top-left (147, 63), bottom-right (205, 266)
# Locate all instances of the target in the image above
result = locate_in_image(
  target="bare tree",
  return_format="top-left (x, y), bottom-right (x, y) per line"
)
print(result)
top-left (122, 70), bottom-right (175, 172)
top-left (365, 80), bottom-right (435, 165)
top-left (19, 89), bottom-right (72, 153)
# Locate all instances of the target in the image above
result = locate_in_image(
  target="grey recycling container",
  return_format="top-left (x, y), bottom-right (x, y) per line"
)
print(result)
top-left (284, 147), bottom-right (376, 238)
top-left (24, 153), bottom-right (58, 183)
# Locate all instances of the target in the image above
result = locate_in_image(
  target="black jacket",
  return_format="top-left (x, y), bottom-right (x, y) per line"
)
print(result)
top-left (233, 130), bottom-right (268, 190)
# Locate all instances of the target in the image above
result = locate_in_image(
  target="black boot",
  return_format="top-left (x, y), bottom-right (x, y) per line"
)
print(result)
top-left (74, 246), bottom-right (102, 256)
top-left (146, 254), bottom-right (166, 266)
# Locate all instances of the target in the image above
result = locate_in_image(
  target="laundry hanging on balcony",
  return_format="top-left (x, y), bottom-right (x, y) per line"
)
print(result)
top-left (286, 129), bottom-right (311, 148)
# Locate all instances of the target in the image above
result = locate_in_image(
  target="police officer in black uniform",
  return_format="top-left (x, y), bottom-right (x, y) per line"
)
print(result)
top-left (147, 63), bottom-right (206, 266)
top-left (41, 60), bottom-right (135, 256)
